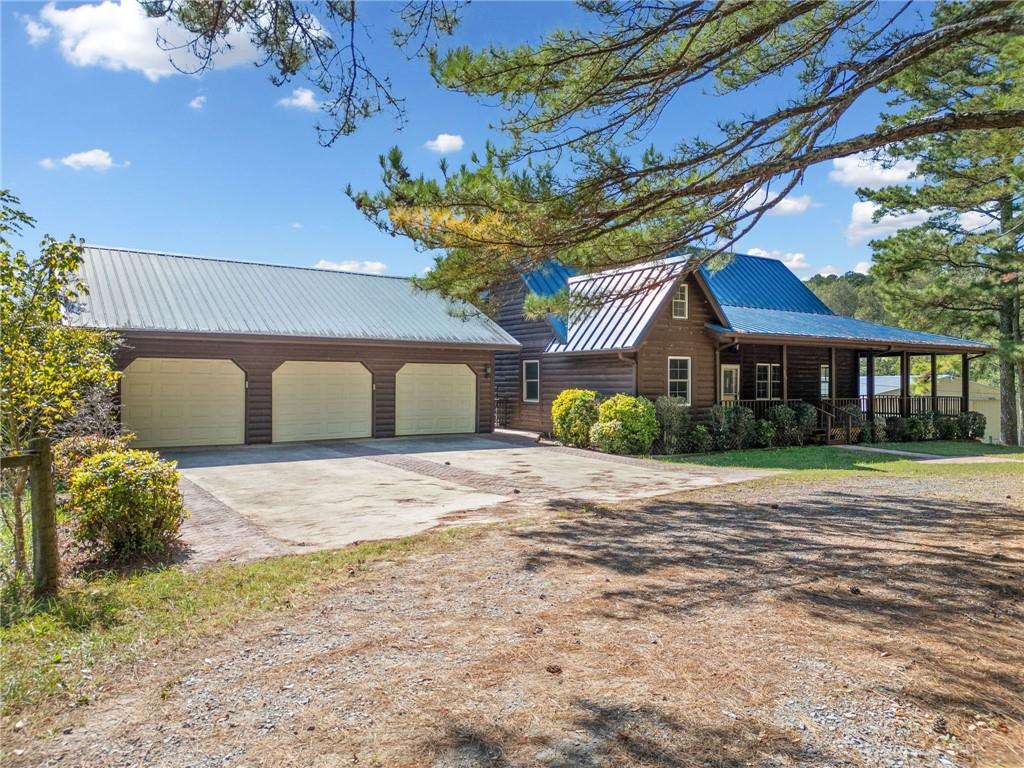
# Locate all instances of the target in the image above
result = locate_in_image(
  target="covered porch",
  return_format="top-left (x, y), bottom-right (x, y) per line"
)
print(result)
top-left (711, 338), bottom-right (987, 443)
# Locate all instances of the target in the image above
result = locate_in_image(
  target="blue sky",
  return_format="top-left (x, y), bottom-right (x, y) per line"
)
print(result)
top-left (2, 1), bottom-right (930, 280)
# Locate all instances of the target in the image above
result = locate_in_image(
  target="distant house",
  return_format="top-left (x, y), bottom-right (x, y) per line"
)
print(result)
top-left (74, 247), bottom-right (519, 448)
top-left (873, 375), bottom-right (1002, 443)
top-left (493, 253), bottom-right (990, 437)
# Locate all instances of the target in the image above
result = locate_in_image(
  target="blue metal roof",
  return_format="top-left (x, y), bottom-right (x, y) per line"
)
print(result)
top-left (522, 262), bottom-right (577, 296)
top-left (73, 246), bottom-right (521, 348)
top-left (699, 253), bottom-right (833, 315)
top-left (708, 305), bottom-right (989, 350)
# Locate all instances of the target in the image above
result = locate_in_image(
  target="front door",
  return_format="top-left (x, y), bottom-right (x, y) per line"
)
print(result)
top-left (720, 364), bottom-right (740, 402)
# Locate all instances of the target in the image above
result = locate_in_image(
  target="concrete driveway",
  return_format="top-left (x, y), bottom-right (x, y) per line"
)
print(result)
top-left (169, 434), bottom-right (772, 564)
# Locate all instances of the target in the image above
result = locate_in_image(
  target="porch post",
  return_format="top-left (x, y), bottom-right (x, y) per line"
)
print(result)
top-left (900, 351), bottom-right (910, 417)
top-left (781, 344), bottom-right (788, 401)
top-left (714, 344), bottom-right (721, 404)
top-left (930, 354), bottom-right (938, 412)
top-left (866, 353), bottom-right (875, 422)
top-left (961, 353), bottom-right (970, 414)
top-left (829, 347), bottom-right (837, 400)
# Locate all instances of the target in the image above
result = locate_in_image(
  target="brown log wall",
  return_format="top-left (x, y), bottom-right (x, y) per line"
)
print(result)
top-left (118, 333), bottom-right (496, 443)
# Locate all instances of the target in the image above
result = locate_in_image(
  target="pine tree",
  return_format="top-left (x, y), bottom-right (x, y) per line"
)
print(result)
top-left (864, 4), bottom-right (1023, 444)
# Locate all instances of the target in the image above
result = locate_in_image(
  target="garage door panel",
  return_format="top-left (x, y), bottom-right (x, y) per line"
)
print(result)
top-left (121, 358), bottom-right (245, 448)
top-left (272, 361), bottom-right (372, 442)
top-left (396, 363), bottom-right (476, 436)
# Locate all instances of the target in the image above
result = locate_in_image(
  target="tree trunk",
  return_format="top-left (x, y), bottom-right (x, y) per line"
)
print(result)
top-left (998, 301), bottom-right (1019, 445)
top-left (10, 469), bottom-right (29, 574)
top-left (997, 193), bottom-right (1020, 446)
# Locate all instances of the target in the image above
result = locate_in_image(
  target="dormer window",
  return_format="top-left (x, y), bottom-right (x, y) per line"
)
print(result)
top-left (672, 283), bottom-right (688, 319)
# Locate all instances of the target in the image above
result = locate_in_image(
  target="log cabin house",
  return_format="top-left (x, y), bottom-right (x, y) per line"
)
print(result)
top-left (493, 253), bottom-right (990, 441)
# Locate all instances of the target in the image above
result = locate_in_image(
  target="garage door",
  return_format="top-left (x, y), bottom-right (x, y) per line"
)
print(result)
top-left (272, 361), bottom-right (372, 442)
top-left (121, 358), bottom-right (245, 448)
top-left (395, 363), bottom-right (476, 436)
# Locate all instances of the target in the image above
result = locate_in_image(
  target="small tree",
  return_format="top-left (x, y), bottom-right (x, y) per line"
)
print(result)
top-left (1, 190), bottom-right (119, 573)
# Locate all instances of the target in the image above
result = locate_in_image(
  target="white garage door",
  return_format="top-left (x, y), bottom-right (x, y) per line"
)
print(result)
top-left (272, 361), bottom-right (372, 442)
top-left (395, 363), bottom-right (476, 436)
top-left (121, 358), bottom-right (245, 448)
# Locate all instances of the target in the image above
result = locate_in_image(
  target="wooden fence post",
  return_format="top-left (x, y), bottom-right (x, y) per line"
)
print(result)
top-left (29, 437), bottom-right (59, 597)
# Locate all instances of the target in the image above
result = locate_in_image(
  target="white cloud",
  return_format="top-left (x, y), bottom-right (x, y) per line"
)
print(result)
top-left (829, 152), bottom-right (918, 189)
top-left (42, 148), bottom-right (128, 172)
top-left (315, 259), bottom-right (388, 275)
top-left (277, 87), bottom-right (320, 111)
top-left (424, 133), bottom-right (464, 154)
top-left (33, 1), bottom-right (254, 81)
top-left (845, 201), bottom-right (929, 244)
top-left (20, 14), bottom-right (52, 44)
top-left (188, 95), bottom-right (206, 110)
top-left (958, 209), bottom-right (998, 232)
top-left (854, 261), bottom-right (872, 275)
top-left (743, 187), bottom-right (815, 216)
top-left (747, 247), bottom-right (811, 271)
top-left (291, 222), bottom-right (303, 230)
top-left (815, 266), bottom-right (841, 277)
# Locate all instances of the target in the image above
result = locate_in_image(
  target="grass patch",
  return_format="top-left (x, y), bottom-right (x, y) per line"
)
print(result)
top-left (870, 440), bottom-right (1024, 457)
top-left (0, 526), bottom-right (474, 717)
top-left (660, 445), bottom-right (1024, 482)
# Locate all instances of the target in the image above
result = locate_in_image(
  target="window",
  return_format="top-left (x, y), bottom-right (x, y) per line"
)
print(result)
top-left (667, 357), bottom-right (691, 404)
top-left (756, 363), bottom-right (782, 400)
top-left (522, 360), bottom-right (540, 403)
top-left (671, 283), bottom-right (688, 319)
top-left (819, 364), bottom-right (831, 398)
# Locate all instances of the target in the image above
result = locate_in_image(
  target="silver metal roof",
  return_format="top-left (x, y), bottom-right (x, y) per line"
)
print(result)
top-left (545, 257), bottom-right (688, 353)
top-left (73, 247), bottom-right (520, 348)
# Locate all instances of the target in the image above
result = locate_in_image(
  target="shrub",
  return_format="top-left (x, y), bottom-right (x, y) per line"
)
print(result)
top-left (683, 424), bottom-right (713, 453)
top-left (861, 415), bottom-right (887, 443)
top-left (767, 405), bottom-right (800, 446)
top-left (907, 414), bottom-right (936, 442)
top-left (958, 410), bottom-right (986, 440)
top-left (68, 450), bottom-right (186, 559)
top-left (935, 414), bottom-right (962, 440)
top-left (752, 419), bottom-right (776, 448)
top-left (792, 402), bottom-right (818, 445)
top-left (551, 389), bottom-right (600, 448)
top-left (708, 404), bottom-right (756, 451)
top-left (53, 432), bottom-right (136, 486)
top-left (596, 394), bottom-right (659, 454)
top-left (654, 396), bottom-right (691, 454)
top-left (589, 420), bottom-right (628, 454)
top-left (885, 417), bottom-right (911, 442)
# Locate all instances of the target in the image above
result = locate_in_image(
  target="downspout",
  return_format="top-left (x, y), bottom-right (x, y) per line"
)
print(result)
top-left (617, 351), bottom-right (638, 395)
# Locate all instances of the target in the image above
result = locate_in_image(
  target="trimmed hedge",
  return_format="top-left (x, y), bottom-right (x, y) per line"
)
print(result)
top-left (596, 394), bottom-right (659, 454)
top-left (654, 396), bottom-right (692, 454)
top-left (68, 450), bottom-right (187, 559)
top-left (708, 404), bottom-right (755, 451)
top-left (551, 389), bottom-right (600, 448)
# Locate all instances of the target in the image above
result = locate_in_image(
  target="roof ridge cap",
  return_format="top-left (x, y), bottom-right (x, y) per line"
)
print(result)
top-left (83, 244), bottom-right (413, 281)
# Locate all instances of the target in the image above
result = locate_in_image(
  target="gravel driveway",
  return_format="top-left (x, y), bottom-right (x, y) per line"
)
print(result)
top-left (12, 469), bottom-right (1024, 768)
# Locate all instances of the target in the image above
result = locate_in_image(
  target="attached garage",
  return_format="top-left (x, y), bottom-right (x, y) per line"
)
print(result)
top-left (120, 357), bottom-right (245, 448)
top-left (75, 246), bottom-right (520, 447)
top-left (272, 361), bottom-right (372, 442)
top-left (396, 363), bottom-right (477, 436)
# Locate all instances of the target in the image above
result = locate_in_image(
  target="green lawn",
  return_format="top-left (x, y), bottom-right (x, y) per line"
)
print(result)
top-left (0, 527), bottom-right (474, 717)
top-left (869, 440), bottom-right (1024, 457)
top-left (660, 444), bottom-right (1024, 481)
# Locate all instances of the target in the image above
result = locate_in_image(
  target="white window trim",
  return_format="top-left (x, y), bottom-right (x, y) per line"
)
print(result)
top-left (756, 362), bottom-right (782, 401)
top-left (819, 363), bottom-right (831, 398)
top-left (522, 359), bottom-right (540, 403)
top-left (720, 364), bottom-right (740, 400)
top-left (667, 356), bottom-right (692, 405)
top-left (671, 283), bottom-right (689, 319)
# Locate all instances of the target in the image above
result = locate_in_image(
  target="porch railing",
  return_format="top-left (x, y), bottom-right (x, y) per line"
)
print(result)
top-left (823, 395), bottom-right (962, 419)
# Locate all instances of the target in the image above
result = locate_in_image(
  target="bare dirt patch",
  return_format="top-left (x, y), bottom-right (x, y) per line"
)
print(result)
top-left (10, 471), bottom-right (1023, 768)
